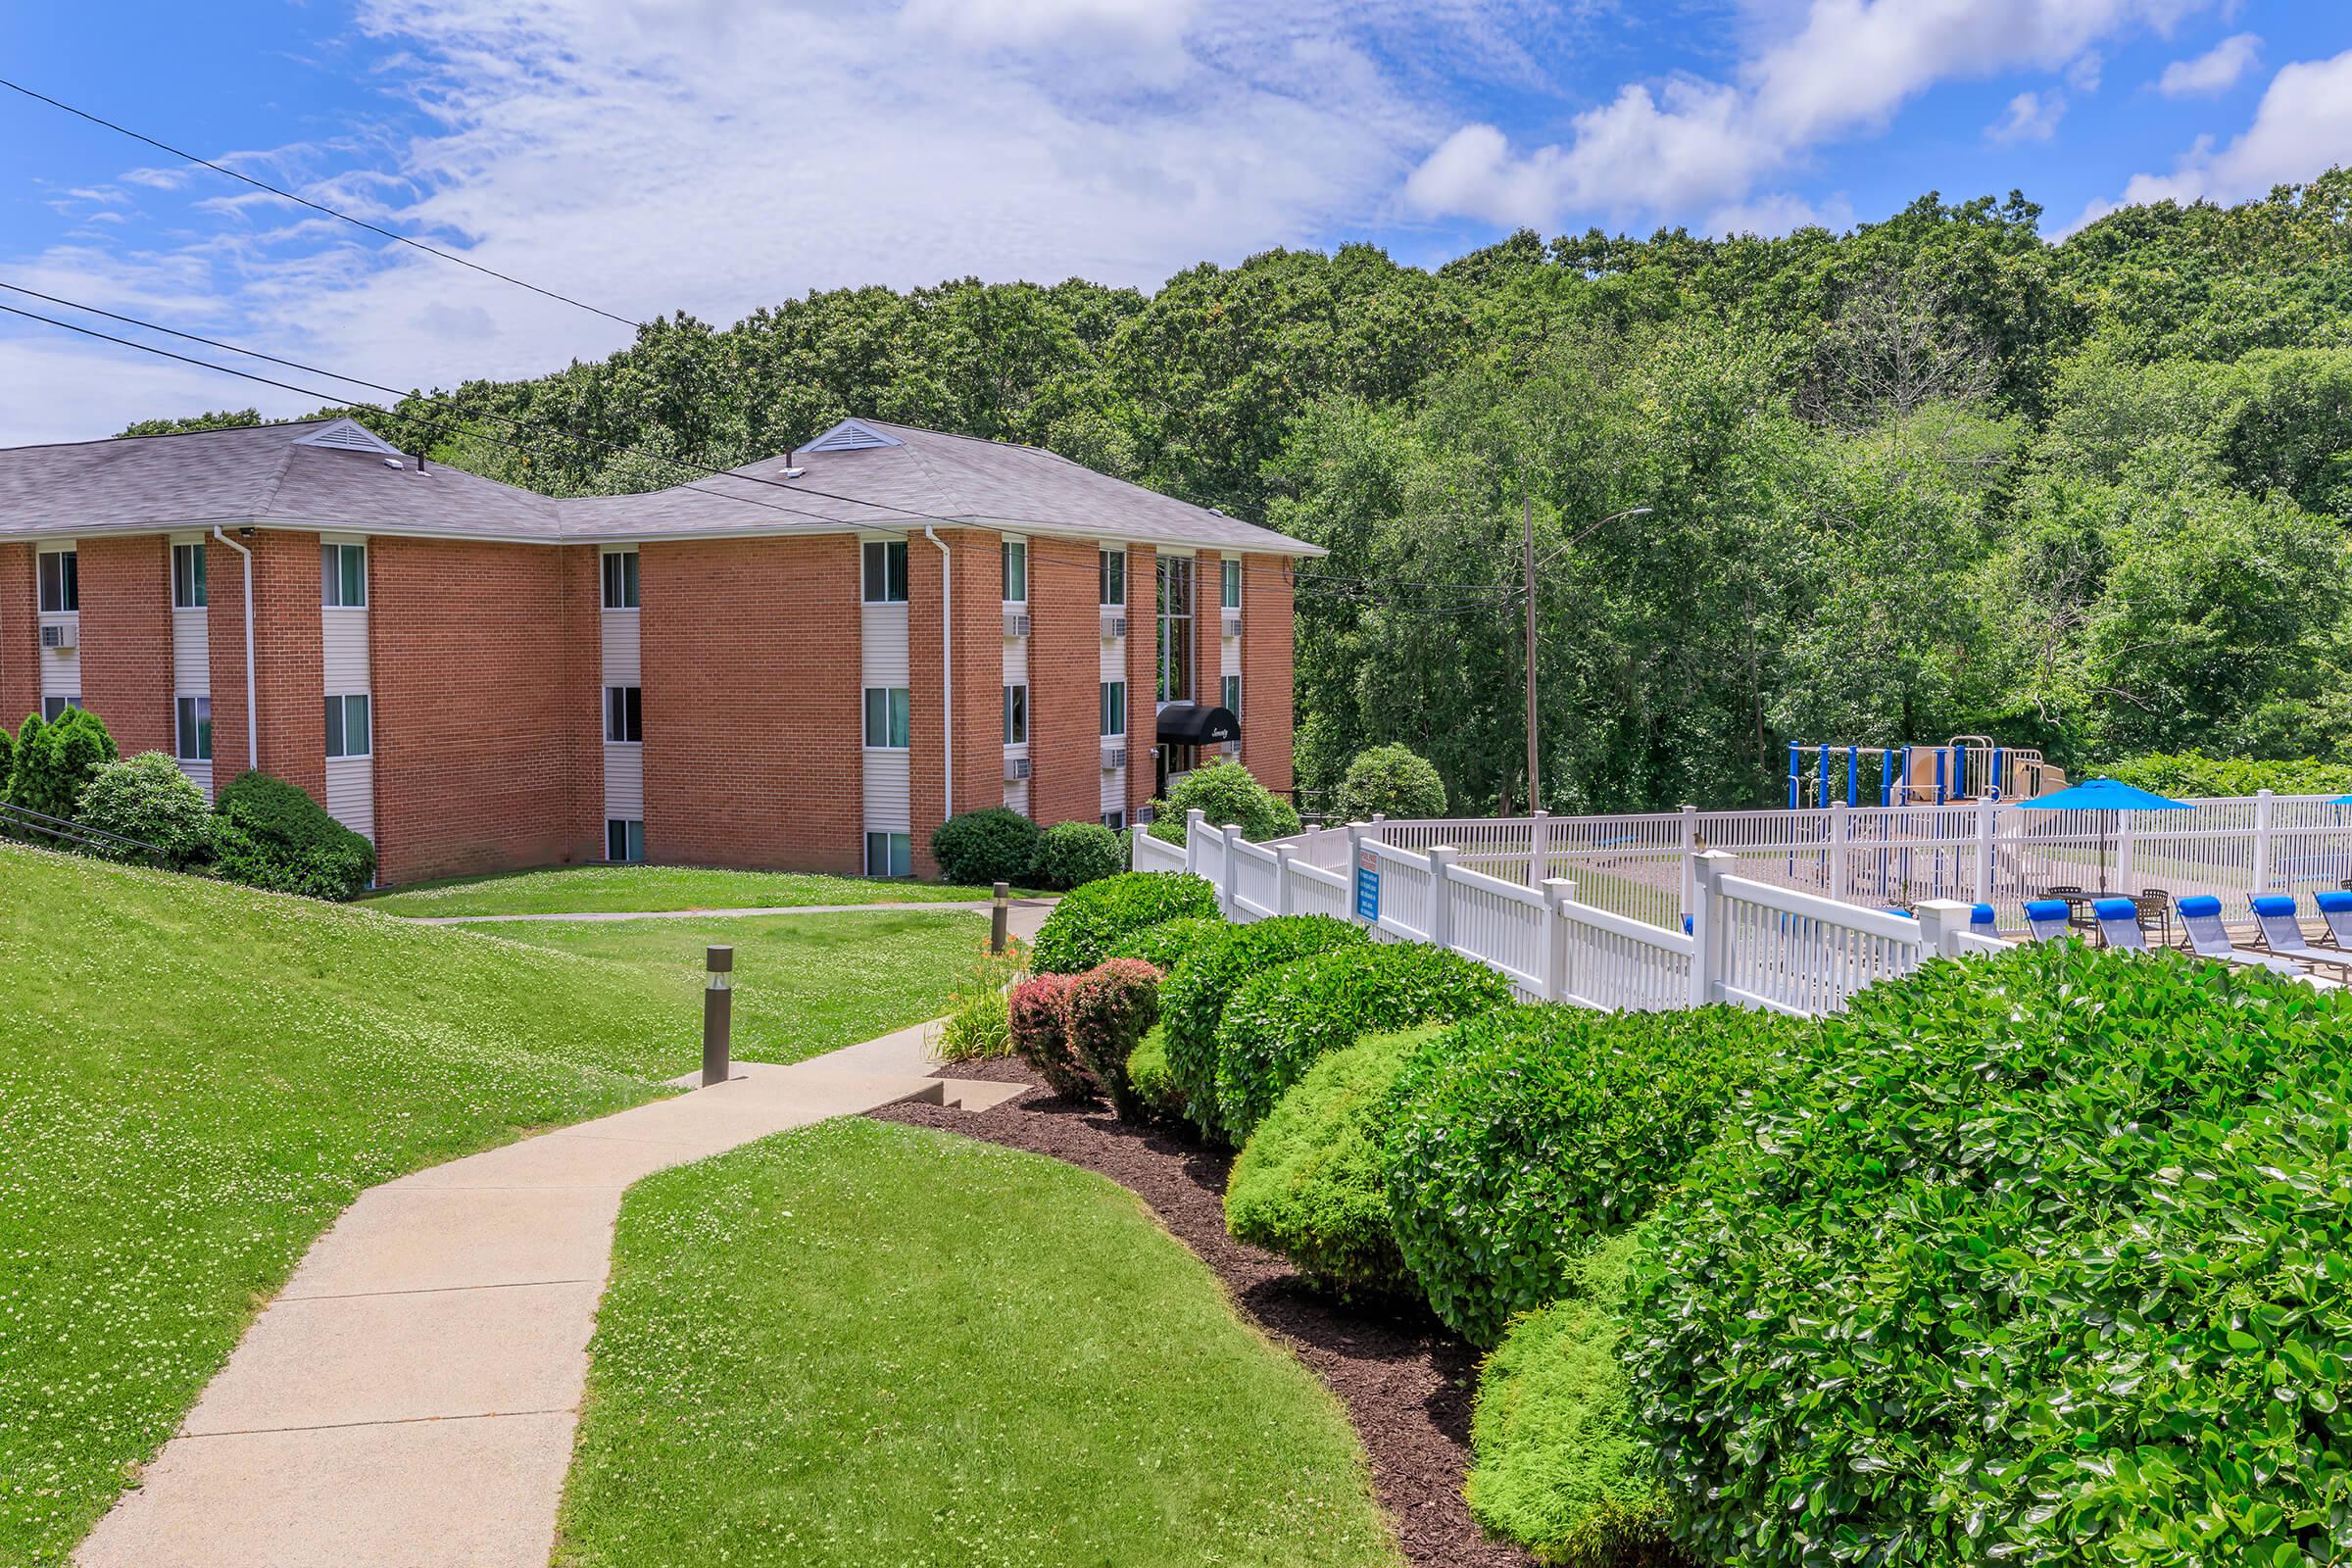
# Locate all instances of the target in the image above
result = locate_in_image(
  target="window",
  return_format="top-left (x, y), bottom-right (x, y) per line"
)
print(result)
top-left (1100, 679), bottom-right (1127, 737)
top-left (41, 695), bottom-right (79, 721)
top-left (863, 686), bottom-right (911, 749)
top-left (321, 543), bottom-right (367, 608)
top-left (1103, 809), bottom-right (1126, 834)
top-left (605, 685), bottom-right (643, 744)
top-left (1156, 555), bottom-right (1193, 704)
top-left (601, 551), bottom-right (639, 610)
top-left (1004, 683), bottom-right (1028, 745)
top-left (607, 818), bottom-right (646, 862)
top-left (37, 549), bottom-right (77, 613)
top-left (1099, 547), bottom-right (1126, 607)
top-left (861, 540), bottom-right (908, 604)
top-left (175, 696), bottom-right (212, 761)
top-left (324, 694), bottom-right (370, 759)
top-left (1002, 539), bottom-right (1027, 604)
top-left (172, 544), bottom-right (207, 609)
top-left (1221, 559), bottom-right (1241, 611)
top-left (865, 830), bottom-right (912, 878)
top-left (1221, 674), bottom-right (1242, 716)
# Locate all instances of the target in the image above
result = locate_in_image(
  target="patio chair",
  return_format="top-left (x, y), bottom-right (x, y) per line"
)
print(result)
top-left (2023, 900), bottom-right (2073, 942)
top-left (2176, 896), bottom-right (2306, 978)
top-left (2249, 896), bottom-right (2352, 981)
top-left (1970, 903), bottom-right (1998, 937)
top-left (2090, 898), bottom-right (2149, 953)
top-left (2315, 889), bottom-right (2352, 950)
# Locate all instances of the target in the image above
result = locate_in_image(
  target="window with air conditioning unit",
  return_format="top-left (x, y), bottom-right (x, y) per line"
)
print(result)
top-left (1101, 612), bottom-right (1127, 640)
top-left (1004, 756), bottom-right (1032, 782)
top-left (1003, 612), bottom-right (1031, 639)
top-left (1222, 614), bottom-right (1244, 638)
top-left (1101, 745), bottom-right (1127, 772)
top-left (39, 622), bottom-right (77, 650)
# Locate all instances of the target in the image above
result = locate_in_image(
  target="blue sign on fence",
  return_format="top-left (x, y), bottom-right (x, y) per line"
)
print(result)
top-left (1354, 846), bottom-right (1381, 922)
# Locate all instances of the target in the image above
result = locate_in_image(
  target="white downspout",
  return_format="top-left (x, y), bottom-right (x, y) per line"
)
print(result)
top-left (211, 527), bottom-right (258, 772)
top-left (923, 528), bottom-right (952, 814)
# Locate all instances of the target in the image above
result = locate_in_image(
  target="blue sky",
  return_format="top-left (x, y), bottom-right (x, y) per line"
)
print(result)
top-left (3, 0), bottom-right (2347, 445)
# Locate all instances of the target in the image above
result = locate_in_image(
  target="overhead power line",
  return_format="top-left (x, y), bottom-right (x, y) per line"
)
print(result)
top-left (0, 77), bottom-right (638, 327)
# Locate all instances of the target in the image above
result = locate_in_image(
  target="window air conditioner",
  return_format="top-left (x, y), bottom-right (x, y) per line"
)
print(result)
top-left (1004, 612), bottom-right (1031, 639)
top-left (1101, 745), bottom-right (1127, 771)
top-left (1004, 756), bottom-right (1032, 782)
top-left (1101, 613), bottom-right (1127, 640)
top-left (40, 622), bottom-right (76, 650)
top-left (1222, 614), bottom-right (1243, 638)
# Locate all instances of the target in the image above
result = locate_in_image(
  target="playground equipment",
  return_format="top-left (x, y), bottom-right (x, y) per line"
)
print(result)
top-left (1787, 736), bottom-right (2068, 808)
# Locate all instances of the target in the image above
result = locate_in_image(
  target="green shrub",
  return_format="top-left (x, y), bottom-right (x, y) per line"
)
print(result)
top-left (1007, 972), bottom-right (1091, 1101)
top-left (1629, 943), bottom-right (2352, 1568)
top-left (1213, 941), bottom-right (1511, 1142)
top-left (1028, 819), bottom-right (1126, 891)
top-left (929, 946), bottom-right (1021, 1061)
top-left (1126, 1023), bottom-right (1183, 1121)
top-left (1144, 760), bottom-right (1300, 845)
top-left (1337, 744), bottom-right (1448, 820)
top-left (1065, 959), bottom-right (1162, 1117)
top-left (930, 807), bottom-right (1042, 886)
top-left (1104, 915), bottom-right (1221, 975)
top-left (1385, 1003), bottom-right (1796, 1347)
top-left (1223, 1024), bottom-right (1439, 1298)
top-left (1468, 1234), bottom-right (1686, 1568)
top-left (212, 770), bottom-right (376, 900)
top-left (74, 752), bottom-right (213, 864)
top-left (1161, 914), bottom-right (1364, 1143)
top-left (2099, 748), bottom-right (2352, 798)
top-left (6, 707), bottom-right (118, 820)
top-left (0, 720), bottom-right (14, 793)
top-left (1029, 871), bottom-right (1220, 975)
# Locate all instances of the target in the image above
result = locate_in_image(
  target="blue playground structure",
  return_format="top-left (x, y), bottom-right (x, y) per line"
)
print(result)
top-left (1786, 736), bottom-right (2063, 809)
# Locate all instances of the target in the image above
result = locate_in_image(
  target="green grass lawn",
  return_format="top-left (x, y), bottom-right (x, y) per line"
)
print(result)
top-left (557, 1118), bottom-right (1404, 1568)
top-left (482, 910), bottom-right (989, 1065)
top-left (364, 862), bottom-right (1036, 918)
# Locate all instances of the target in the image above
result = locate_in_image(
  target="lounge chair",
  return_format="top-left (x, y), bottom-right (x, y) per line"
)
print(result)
top-left (2315, 889), bottom-right (2352, 950)
top-left (2023, 899), bottom-right (2073, 942)
top-left (2249, 896), bottom-right (2352, 981)
top-left (1970, 904), bottom-right (1998, 938)
top-left (2176, 895), bottom-right (2306, 977)
top-left (2091, 897), bottom-right (2149, 952)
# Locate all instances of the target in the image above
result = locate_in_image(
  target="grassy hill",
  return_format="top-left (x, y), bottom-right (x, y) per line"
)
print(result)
top-left (0, 846), bottom-right (705, 1565)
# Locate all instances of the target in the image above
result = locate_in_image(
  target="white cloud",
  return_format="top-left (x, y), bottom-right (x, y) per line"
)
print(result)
top-left (2156, 31), bottom-right (2260, 96)
top-left (1986, 90), bottom-right (2065, 143)
top-left (2066, 50), bottom-right (2105, 92)
top-left (1405, 0), bottom-right (2211, 229)
top-left (2074, 46), bottom-right (2352, 227)
top-left (1703, 190), bottom-right (1856, 238)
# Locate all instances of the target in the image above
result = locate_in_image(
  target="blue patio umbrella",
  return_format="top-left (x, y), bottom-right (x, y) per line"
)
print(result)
top-left (2018, 777), bottom-right (2190, 895)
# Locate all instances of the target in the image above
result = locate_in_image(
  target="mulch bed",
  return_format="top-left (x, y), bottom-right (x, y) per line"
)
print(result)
top-left (870, 1059), bottom-right (1533, 1568)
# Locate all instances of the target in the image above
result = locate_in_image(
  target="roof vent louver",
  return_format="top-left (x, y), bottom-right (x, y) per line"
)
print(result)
top-left (292, 417), bottom-right (401, 457)
top-left (802, 418), bottom-right (903, 454)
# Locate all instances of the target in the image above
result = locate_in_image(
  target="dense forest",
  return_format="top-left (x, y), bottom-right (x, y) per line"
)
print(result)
top-left (136, 172), bottom-right (2352, 813)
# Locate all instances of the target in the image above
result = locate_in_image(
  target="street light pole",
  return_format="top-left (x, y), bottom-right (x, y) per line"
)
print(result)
top-left (1524, 502), bottom-right (1651, 820)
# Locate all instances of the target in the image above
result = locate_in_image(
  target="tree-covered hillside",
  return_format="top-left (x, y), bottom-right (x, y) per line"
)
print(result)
top-left (153, 172), bottom-right (2352, 812)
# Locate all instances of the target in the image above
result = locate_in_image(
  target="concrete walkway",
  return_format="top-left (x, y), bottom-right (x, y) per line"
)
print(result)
top-left (406, 897), bottom-right (1056, 927)
top-left (75, 1023), bottom-right (957, 1568)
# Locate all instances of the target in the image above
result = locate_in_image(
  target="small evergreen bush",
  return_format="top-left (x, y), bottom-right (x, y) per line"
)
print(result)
top-left (1337, 743), bottom-right (1448, 821)
top-left (1125, 1023), bottom-right (1184, 1121)
top-left (1161, 914), bottom-right (1364, 1142)
top-left (6, 708), bottom-right (118, 821)
top-left (1213, 941), bottom-right (1510, 1142)
top-left (1007, 972), bottom-right (1091, 1101)
top-left (75, 753), bottom-right (213, 865)
top-left (1029, 819), bottom-right (1126, 890)
top-left (1029, 871), bottom-right (1219, 974)
top-left (1384, 1003), bottom-right (1797, 1346)
top-left (1144, 760), bottom-right (1300, 845)
top-left (1223, 1024), bottom-right (1439, 1298)
top-left (1104, 915), bottom-right (1221, 975)
top-left (1064, 959), bottom-right (1162, 1117)
top-left (213, 770), bottom-right (376, 900)
top-left (0, 720), bottom-right (14, 793)
top-left (930, 807), bottom-right (1041, 886)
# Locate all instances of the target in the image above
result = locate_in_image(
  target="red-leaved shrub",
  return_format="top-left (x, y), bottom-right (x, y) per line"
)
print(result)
top-left (1008, 972), bottom-right (1092, 1101)
top-left (1066, 958), bottom-right (1162, 1118)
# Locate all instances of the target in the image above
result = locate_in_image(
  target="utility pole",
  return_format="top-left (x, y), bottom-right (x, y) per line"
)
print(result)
top-left (1523, 492), bottom-right (1540, 814)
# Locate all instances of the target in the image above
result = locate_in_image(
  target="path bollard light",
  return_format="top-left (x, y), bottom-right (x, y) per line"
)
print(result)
top-left (702, 945), bottom-right (733, 1087)
top-left (991, 882), bottom-right (1009, 955)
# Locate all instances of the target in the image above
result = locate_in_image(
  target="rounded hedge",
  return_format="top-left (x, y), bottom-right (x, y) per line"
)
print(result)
top-left (1144, 760), bottom-right (1300, 846)
top-left (1213, 940), bottom-right (1511, 1143)
top-left (1384, 1003), bottom-right (1799, 1347)
top-left (930, 807), bottom-right (1041, 886)
top-left (75, 752), bottom-right (213, 865)
top-left (1104, 915), bottom-right (1221, 976)
top-left (7, 708), bottom-right (118, 821)
top-left (1161, 914), bottom-right (1365, 1143)
top-left (1029, 819), bottom-right (1126, 891)
top-left (1337, 743), bottom-right (1448, 821)
top-left (213, 769), bottom-right (375, 899)
top-left (1125, 1024), bottom-right (1184, 1122)
top-left (1007, 972), bottom-right (1091, 1101)
top-left (1065, 958), bottom-right (1161, 1118)
top-left (1629, 943), bottom-right (2352, 1568)
top-left (1223, 1024), bottom-right (1438, 1298)
top-left (1029, 871), bottom-right (1219, 975)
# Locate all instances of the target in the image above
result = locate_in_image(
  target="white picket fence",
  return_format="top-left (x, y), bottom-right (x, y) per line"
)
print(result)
top-left (1133, 810), bottom-right (2016, 1017)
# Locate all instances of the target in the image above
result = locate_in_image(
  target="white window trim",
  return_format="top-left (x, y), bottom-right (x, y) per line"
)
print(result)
top-left (600, 547), bottom-right (641, 612)
top-left (862, 685), bottom-right (911, 751)
top-left (321, 539), bottom-right (368, 610)
top-left (861, 538), bottom-right (909, 606)
top-left (325, 693), bottom-right (372, 760)
top-left (605, 685), bottom-right (643, 746)
top-left (172, 541), bottom-right (208, 611)
top-left (37, 546), bottom-right (79, 616)
top-left (175, 695), bottom-right (213, 761)
top-left (1002, 537), bottom-right (1028, 607)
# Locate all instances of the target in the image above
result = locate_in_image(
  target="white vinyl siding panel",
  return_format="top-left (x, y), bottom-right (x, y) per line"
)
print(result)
top-left (601, 608), bottom-right (640, 685)
top-left (172, 608), bottom-right (209, 689)
top-left (1004, 777), bottom-right (1030, 817)
top-left (863, 750), bottom-right (911, 833)
top-left (862, 593), bottom-right (911, 841)
top-left (604, 743), bottom-right (644, 818)
top-left (599, 569), bottom-right (641, 825)
top-left (324, 758), bottom-right (374, 843)
top-left (321, 609), bottom-right (369, 691)
top-left (1003, 636), bottom-right (1027, 688)
top-left (318, 536), bottom-right (371, 844)
top-left (37, 539), bottom-right (77, 703)
top-left (861, 601), bottom-right (908, 685)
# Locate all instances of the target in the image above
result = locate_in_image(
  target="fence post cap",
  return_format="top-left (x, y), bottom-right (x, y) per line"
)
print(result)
top-left (1541, 876), bottom-right (1577, 906)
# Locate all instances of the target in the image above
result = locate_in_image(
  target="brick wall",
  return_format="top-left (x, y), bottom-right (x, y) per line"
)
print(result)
top-left (207, 530), bottom-right (324, 802)
top-left (558, 546), bottom-right (605, 864)
top-left (1240, 552), bottom-right (1295, 795)
top-left (641, 535), bottom-right (863, 874)
top-left (368, 538), bottom-right (596, 885)
top-left (75, 536), bottom-right (172, 756)
top-left (1027, 539), bottom-right (1100, 829)
top-left (0, 544), bottom-right (35, 728)
top-left (1125, 545), bottom-right (1157, 819)
top-left (908, 528), bottom-right (1004, 876)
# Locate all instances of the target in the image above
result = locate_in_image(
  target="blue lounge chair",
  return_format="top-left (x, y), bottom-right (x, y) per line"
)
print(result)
top-left (2177, 895), bottom-right (2305, 977)
top-left (2250, 896), bottom-right (2352, 980)
top-left (1970, 904), bottom-right (1997, 938)
top-left (2023, 899), bottom-right (2073, 942)
top-left (2091, 897), bottom-right (2148, 952)
top-left (2316, 889), bottom-right (2352, 950)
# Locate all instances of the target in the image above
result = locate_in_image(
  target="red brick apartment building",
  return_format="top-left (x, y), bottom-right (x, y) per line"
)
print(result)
top-left (0, 416), bottom-right (1312, 884)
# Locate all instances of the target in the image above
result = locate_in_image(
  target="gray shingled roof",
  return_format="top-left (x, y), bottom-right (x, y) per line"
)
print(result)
top-left (0, 416), bottom-right (1321, 556)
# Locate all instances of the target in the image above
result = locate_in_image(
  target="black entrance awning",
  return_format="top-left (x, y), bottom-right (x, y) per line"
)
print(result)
top-left (1156, 704), bottom-right (1240, 746)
